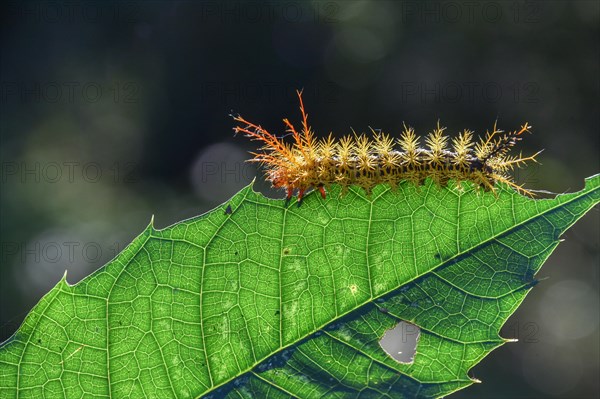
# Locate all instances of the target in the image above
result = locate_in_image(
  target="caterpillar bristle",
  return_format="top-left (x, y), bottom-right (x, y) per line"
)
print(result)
top-left (232, 90), bottom-right (541, 200)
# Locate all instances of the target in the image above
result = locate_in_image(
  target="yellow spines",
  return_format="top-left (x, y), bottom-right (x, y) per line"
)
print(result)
top-left (355, 133), bottom-right (375, 172)
top-left (452, 129), bottom-right (474, 168)
top-left (421, 121), bottom-right (448, 185)
top-left (373, 130), bottom-right (400, 188)
top-left (425, 121), bottom-right (449, 165)
top-left (336, 135), bottom-right (353, 169)
top-left (398, 124), bottom-right (419, 166)
top-left (334, 135), bottom-right (354, 190)
top-left (372, 130), bottom-right (397, 167)
top-left (316, 133), bottom-right (337, 187)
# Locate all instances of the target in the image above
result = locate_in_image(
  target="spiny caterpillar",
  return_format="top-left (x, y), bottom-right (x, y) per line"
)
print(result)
top-left (233, 90), bottom-right (542, 202)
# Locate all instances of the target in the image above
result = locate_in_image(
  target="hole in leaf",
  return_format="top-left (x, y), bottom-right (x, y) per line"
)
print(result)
top-left (379, 321), bottom-right (420, 364)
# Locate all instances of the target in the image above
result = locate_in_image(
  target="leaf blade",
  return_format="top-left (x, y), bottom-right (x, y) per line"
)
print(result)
top-left (1, 174), bottom-right (598, 398)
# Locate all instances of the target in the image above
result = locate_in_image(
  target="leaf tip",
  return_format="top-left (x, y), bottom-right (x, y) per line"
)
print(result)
top-left (242, 177), bottom-right (263, 200)
top-left (584, 172), bottom-right (600, 185)
top-left (536, 276), bottom-right (550, 284)
top-left (60, 269), bottom-right (71, 287)
top-left (579, 173), bottom-right (600, 197)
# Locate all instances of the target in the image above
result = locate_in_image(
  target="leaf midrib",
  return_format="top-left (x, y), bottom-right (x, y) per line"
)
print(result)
top-left (185, 183), bottom-right (598, 397)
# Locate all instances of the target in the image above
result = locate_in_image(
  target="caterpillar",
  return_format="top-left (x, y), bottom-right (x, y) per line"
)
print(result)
top-left (233, 90), bottom-right (542, 202)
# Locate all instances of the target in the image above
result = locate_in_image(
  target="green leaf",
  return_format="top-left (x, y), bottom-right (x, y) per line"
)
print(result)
top-left (1, 175), bottom-right (599, 398)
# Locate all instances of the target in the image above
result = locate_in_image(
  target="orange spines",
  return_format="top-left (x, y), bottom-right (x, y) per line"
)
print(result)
top-left (232, 91), bottom-right (541, 200)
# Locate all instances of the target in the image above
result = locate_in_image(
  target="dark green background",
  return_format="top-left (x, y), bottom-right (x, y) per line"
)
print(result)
top-left (1, 1), bottom-right (598, 398)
